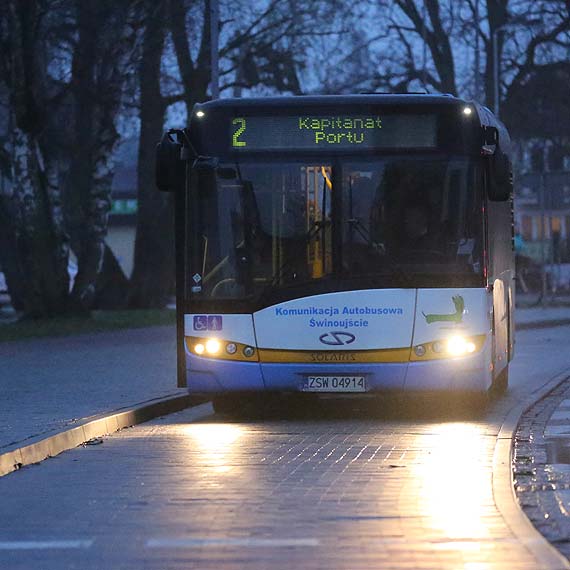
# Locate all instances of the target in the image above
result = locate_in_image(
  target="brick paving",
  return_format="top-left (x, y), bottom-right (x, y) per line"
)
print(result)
top-left (515, 380), bottom-right (570, 561)
top-left (0, 404), bottom-right (541, 570)
top-left (1, 314), bottom-right (570, 568)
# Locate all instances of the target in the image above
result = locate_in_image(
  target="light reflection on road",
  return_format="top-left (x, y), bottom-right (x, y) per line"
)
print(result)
top-left (183, 423), bottom-right (245, 476)
top-left (412, 422), bottom-right (491, 542)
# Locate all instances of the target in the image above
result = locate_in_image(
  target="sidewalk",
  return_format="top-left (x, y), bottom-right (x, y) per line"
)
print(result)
top-left (516, 304), bottom-right (570, 329)
top-left (0, 325), bottom-right (183, 451)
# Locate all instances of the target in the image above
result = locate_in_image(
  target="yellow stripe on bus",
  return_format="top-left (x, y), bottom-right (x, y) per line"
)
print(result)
top-left (186, 335), bottom-right (487, 364)
top-left (258, 347), bottom-right (411, 364)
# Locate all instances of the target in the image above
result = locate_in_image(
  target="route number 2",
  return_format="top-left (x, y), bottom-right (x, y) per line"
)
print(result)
top-left (232, 117), bottom-right (247, 147)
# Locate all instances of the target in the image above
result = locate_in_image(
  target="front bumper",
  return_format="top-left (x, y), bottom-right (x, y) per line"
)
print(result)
top-left (186, 336), bottom-right (492, 394)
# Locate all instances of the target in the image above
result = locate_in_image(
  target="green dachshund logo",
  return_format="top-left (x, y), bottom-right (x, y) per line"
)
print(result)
top-left (423, 295), bottom-right (465, 324)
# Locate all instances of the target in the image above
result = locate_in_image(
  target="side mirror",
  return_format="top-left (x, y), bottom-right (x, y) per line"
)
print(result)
top-left (481, 126), bottom-right (498, 155)
top-left (155, 131), bottom-right (183, 192)
top-left (487, 151), bottom-right (513, 202)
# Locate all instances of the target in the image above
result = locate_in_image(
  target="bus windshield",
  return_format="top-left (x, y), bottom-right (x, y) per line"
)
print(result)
top-left (189, 156), bottom-right (484, 303)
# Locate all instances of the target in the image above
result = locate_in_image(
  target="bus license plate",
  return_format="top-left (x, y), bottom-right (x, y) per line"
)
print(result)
top-left (302, 376), bottom-right (366, 393)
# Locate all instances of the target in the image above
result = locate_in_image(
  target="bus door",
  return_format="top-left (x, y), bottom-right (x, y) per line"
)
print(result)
top-left (264, 164), bottom-right (333, 290)
top-left (306, 166), bottom-right (332, 278)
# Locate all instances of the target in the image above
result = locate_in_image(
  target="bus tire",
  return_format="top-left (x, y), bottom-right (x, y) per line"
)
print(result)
top-left (213, 392), bottom-right (263, 417)
top-left (466, 390), bottom-right (489, 410)
top-left (491, 364), bottom-right (509, 397)
top-left (212, 395), bottom-right (238, 415)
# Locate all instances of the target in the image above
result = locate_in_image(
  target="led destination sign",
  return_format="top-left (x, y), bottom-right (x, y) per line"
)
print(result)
top-left (230, 114), bottom-right (437, 151)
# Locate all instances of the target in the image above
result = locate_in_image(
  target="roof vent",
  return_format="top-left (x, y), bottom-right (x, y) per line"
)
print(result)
top-left (358, 91), bottom-right (429, 95)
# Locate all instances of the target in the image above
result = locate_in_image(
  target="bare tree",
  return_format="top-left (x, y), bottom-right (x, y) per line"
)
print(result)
top-left (0, 0), bottom-right (70, 318)
top-left (128, 0), bottom-right (341, 308)
top-left (0, 0), bottom-right (144, 317)
top-left (501, 0), bottom-right (570, 109)
top-left (65, 0), bottom-right (137, 313)
top-left (129, 0), bottom-right (177, 308)
top-left (391, 0), bottom-right (458, 94)
top-left (306, 0), bottom-right (460, 95)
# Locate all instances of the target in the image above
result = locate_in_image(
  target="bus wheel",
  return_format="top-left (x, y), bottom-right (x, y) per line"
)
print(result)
top-left (213, 395), bottom-right (239, 415)
top-left (466, 391), bottom-right (489, 411)
top-left (490, 365), bottom-right (509, 398)
top-left (447, 391), bottom-right (489, 416)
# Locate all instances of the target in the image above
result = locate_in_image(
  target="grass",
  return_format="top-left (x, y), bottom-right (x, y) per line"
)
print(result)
top-left (0, 309), bottom-right (176, 342)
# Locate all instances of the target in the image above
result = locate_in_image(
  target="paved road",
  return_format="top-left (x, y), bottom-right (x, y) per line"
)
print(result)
top-left (1, 327), bottom-right (570, 569)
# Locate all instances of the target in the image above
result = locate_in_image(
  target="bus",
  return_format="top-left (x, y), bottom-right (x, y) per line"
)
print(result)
top-left (156, 94), bottom-right (515, 408)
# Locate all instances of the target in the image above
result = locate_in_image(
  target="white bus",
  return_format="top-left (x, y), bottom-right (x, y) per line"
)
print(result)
top-left (156, 94), bottom-right (515, 409)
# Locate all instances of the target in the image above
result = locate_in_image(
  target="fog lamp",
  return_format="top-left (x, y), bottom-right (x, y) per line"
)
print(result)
top-left (432, 341), bottom-right (444, 353)
top-left (414, 344), bottom-right (426, 357)
top-left (226, 343), bottom-right (237, 355)
top-left (243, 346), bottom-right (255, 358)
top-left (206, 339), bottom-right (221, 354)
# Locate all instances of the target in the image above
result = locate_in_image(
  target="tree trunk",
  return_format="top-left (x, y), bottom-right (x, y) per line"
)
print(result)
top-left (425, 0), bottom-right (457, 95)
top-left (169, 0), bottom-right (211, 117)
top-left (0, 195), bottom-right (25, 311)
top-left (94, 244), bottom-right (131, 309)
top-left (129, 1), bottom-right (175, 309)
top-left (484, 0), bottom-right (509, 109)
top-left (3, 1), bottom-right (69, 318)
top-left (67, 0), bottom-right (129, 313)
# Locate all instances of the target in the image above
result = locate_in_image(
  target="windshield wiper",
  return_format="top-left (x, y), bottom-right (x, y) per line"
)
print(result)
top-left (345, 177), bottom-right (412, 286)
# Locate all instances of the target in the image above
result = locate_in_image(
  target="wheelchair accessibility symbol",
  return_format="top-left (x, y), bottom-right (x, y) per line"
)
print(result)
top-left (193, 315), bottom-right (223, 331)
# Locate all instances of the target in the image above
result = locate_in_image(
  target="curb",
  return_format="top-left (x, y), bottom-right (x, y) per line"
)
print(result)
top-left (0, 395), bottom-right (213, 478)
top-left (516, 319), bottom-right (570, 331)
top-left (493, 368), bottom-right (570, 570)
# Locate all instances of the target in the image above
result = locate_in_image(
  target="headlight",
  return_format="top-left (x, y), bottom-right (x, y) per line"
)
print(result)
top-left (446, 335), bottom-right (476, 356)
top-left (410, 335), bottom-right (483, 361)
top-left (186, 337), bottom-right (259, 362)
top-left (205, 339), bottom-right (221, 354)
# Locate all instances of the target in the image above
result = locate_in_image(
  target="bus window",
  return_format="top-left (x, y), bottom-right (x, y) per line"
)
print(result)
top-left (191, 163), bottom-right (333, 299)
top-left (342, 158), bottom-right (483, 282)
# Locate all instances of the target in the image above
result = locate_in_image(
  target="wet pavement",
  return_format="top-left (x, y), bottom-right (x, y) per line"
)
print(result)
top-left (0, 402), bottom-right (537, 570)
top-left (1, 313), bottom-right (570, 567)
top-left (515, 380), bottom-right (570, 561)
top-left (2, 325), bottom-right (570, 569)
